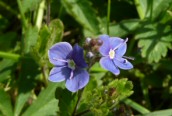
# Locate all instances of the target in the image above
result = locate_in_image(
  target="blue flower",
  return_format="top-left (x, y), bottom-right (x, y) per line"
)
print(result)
top-left (48, 42), bottom-right (89, 92)
top-left (99, 34), bottom-right (133, 75)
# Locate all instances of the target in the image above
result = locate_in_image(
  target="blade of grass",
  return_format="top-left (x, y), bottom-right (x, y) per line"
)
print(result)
top-left (134, 0), bottom-right (145, 19)
top-left (123, 98), bottom-right (150, 114)
top-left (140, 109), bottom-right (172, 116)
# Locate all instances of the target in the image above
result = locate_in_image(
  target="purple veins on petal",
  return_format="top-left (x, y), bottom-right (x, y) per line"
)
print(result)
top-left (49, 67), bottom-right (71, 82)
top-left (100, 57), bottom-right (120, 75)
top-left (109, 37), bottom-right (124, 50)
top-left (71, 44), bottom-right (88, 68)
top-left (98, 34), bottom-right (133, 75)
top-left (114, 57), bottom-right (133, 70)
top-left (66, 69), bottom-right (89, 92)
top-left (48, 42), bottom-right (72, 65)
top-left (48, 42), bottom-right (90, 92)
top-left (99, 34), bottom-right (110, 56)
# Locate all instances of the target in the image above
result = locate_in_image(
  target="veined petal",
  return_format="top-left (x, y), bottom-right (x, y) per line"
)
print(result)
top-left (109, 37), bottom-right (124, 50)
top-left (100, 57), bottom-right (120, 75)
top-left (48, 42), bottom-right (72, 65)
top-left (114, 57), bottom-right (133, 70)
top-left (49, 67), bottom-right (71, 82)
top-left (115, 42), bottom-right (127, 56)
top-left (65, 69), bottom-right (89, 92)
top-left (99, 34), bottom-right (110, 56)
top-left (71, 44), bottom-right (87, 68)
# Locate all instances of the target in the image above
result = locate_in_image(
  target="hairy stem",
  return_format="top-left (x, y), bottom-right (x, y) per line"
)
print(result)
top-left (0, 51), bottom-right (21, 61)
top-left (46, 0), bottom-right (51, 25)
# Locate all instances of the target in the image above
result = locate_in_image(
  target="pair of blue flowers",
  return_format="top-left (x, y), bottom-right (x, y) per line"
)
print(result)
top-left (48, 34), bottom-right (133, 92)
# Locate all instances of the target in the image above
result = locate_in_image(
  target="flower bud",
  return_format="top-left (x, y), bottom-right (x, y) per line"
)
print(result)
top-left (87, 51), bottom-right (94, 58)
top-left (85, 37), bottom-right (92, 44)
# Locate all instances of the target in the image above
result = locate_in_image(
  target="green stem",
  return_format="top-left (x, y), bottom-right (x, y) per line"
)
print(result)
top-left (17, 0), bottom-right (27, 29)
top-left (141, 79), bottom-right (151, 109)
top-left (123, 98), bottom-right (150, 114)
top-left (0, 51), bottom-right (21, 61)
top-left (46, 0), bottom-right (51, 25)
top-left (107, 0), bottom-right (111, 34)
top-left (72, 88), bottom-right (85, 116)
top-left (134, 0), bottom-right (145, 19)
top-left (36, 0), bottom-right (45, 30)
top-left (41, 66), bottom-right (48, 87)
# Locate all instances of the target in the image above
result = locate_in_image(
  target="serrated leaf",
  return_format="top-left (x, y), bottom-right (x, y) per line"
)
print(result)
top-left (0, 89), bottom-right (13, 116)
top-left (135, 22), bottom-right (172, 63)
top-left (46, 19), bottom-right (64, 49)
top-left (21, 0), bottom-right (42, 13)
top-left (23, 83), bottom-right (62, 116)
top-left (61, 0), bottom-right (100, 35)
top-left (107, 78), bottom-right (133, 103)
top-left (24, 26), bottom-right (38, 54)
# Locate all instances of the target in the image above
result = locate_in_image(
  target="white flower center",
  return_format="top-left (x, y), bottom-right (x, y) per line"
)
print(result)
top-left (109, 49), bottom-right (115, 59)
top-left (67, 59), bottom-right (75, 70)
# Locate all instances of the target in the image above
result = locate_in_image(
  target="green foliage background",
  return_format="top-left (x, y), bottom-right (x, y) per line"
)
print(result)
top-left (0, 0), bottom-right (172, 115)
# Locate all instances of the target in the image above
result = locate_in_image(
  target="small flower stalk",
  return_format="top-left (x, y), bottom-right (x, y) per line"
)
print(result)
top-left (48, 34), bottom-right (133, 92)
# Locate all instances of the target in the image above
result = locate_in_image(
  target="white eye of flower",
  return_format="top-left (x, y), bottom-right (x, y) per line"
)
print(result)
top-left (67, 59), bottom-right (76, 70)
top-left (109, 49), bottom-right (115, 59)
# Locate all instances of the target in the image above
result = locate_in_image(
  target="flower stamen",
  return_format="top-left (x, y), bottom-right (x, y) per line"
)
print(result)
top-left (109, 49), bottom-right (115, 59)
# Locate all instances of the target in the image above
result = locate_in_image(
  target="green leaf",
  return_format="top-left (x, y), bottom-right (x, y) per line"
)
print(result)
top-left (31, 19), bottom-right (64, 65)
top-left (56, 88), bottom-right (78, 116)
top-left (47, 19), bottom-right (64, 49)
top-left (0, 89), bottom-right (13, 116)
top-left (135, 22), bottom-right (172, 63)
top-left (14, 93), bottom-right (31, 116)
top-left (107, 78), bottom-right (134, 102)
top-left (141, 109), bottom-right (172, 116)
top-left (0, 59), bottom-right (16, 82)
top-left (136, 0), bottom-right (172, 20)
top-left (24, 26), bottom-right (39, 54)
top-left (14, 58), bottom-right (39, 116)
top-left (0, 32), bottom-right (17, 51)
top-left (61, 0), bottom-right (100, 35)
top-left (109, 19), bottom-right (140, 37)
top-left (123, 98), bottom-right (150, 114)
top-left (23, 83), bottom-right (62, 116)
top-left (21, 0), bottom-right (42, 13)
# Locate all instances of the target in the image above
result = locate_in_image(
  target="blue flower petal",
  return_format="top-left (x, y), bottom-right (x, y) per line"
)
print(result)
top-left (115, 42), bottom-right (127, 56)
top-left (71, 44), bottom-right (88, 68)
top-left (48, 42), bottom-right (72, 66)
top-left (109, 37), bottom-right (124, 50)
top-left (65, 69), bottom-right (89, 92)
top-left (114, 57), bottom-right (133, 70)
top-left (49, 67), bottom-right (71, 82)
top-left (100, 57), bottom-right (120, 75)
top-left (99, 34), bottom-right (110, 56)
